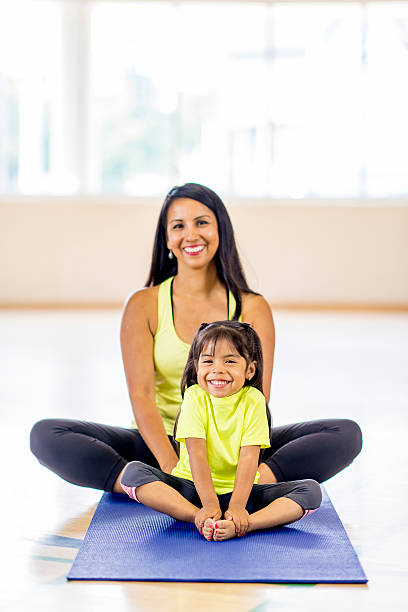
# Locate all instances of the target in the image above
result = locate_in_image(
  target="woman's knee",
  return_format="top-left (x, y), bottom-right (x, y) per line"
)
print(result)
top-left (30, 418), bottom-right (59, 461)
top-left (338, 419), bottom-right (363, 463)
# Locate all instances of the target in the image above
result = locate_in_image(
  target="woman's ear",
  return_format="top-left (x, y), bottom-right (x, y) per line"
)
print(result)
top-left (246, 361), bottom-right (257, 381)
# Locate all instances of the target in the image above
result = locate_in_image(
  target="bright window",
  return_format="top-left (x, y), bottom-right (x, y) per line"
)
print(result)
top-left (0, 1), bottom-right (407, 198)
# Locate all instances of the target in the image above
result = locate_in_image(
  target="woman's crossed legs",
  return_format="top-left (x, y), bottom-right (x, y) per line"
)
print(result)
top-left (30, 417), bottom-right (362, 493)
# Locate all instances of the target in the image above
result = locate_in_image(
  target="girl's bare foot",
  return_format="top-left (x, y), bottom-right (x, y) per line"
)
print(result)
top-left (202, 518), bottom-right (215, 541)
top-left (213, 519), bottom-right (237, 541)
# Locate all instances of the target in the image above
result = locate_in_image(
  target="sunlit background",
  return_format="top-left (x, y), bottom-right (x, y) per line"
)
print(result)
top-left (1, 1), bottom-right (407, 308)
top-left (1, 0), bottom-right (407, 198)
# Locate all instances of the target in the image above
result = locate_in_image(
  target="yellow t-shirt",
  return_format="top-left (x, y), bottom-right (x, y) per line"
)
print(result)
top-left (172, 384), bottom-right (271, 494)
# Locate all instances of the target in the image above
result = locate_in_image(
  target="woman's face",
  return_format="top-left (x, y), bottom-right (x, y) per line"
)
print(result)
top-left (166, 198), bottom-right (219, 269)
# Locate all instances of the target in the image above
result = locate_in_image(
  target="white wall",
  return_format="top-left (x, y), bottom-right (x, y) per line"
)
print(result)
top-left (1, 197), bottom-right (407, 306)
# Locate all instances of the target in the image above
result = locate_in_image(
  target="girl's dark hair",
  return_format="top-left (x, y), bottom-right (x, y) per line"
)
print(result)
top-left (145, 183), bottom-right (257, 319)
top-left (174, 321), bottom-right (272, 454)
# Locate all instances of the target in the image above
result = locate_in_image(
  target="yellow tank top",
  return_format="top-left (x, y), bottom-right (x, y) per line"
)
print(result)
top-left (152, 276), bottom-right (238, 435)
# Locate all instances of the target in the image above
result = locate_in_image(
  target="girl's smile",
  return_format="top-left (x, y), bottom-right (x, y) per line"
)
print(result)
top-left (197, 338), bottom-right (256, 398)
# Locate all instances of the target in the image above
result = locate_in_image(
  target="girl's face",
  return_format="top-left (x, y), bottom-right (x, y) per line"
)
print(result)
top-left (166, 198), bottom-right (219, 269)
top-left (196, 338), bottom-right (256, 398)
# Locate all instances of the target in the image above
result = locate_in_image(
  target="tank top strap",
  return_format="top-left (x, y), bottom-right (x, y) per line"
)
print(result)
top-left (227, 291), bottom-right (234, 320)
top-left (157, 276), bottom-right (174, 333)
top-left (228, 290), bottom-right (240, 320)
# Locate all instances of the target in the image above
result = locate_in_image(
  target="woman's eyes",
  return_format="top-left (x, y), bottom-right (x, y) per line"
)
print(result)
top-left (171, 220), bottom-right (209, 230)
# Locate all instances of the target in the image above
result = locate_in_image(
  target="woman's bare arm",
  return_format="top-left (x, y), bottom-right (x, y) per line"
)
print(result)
top-left (242, 294), bottom-right (275, 403)
top-left (120, 289), bottom-right (178, 473)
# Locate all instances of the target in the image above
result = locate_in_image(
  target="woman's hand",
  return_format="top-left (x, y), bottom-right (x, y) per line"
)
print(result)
top-left (225, 504), bottom-right (250, 537)
top-left (161, 457), bottom-right (179, 475)
top-left (195, 503), bottom-right (222, 533)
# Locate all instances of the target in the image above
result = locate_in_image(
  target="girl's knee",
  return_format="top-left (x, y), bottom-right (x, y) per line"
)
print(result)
top-left (120, 461), bottom-right (154, 487)
top-left (301, 479), bottom-right (322, 510)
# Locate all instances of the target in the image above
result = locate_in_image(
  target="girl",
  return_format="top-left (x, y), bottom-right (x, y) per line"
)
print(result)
top-left (121, 321), bottom-right (322, 541)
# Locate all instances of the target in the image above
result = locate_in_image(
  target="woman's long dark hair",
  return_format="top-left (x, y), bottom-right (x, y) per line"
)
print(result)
top-left (174, 321), bottom-right (272, 456)
top-left (145, 183), bottom-right (257, 319)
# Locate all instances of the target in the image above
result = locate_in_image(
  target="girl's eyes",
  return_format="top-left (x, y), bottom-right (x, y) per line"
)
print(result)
top-left (201, 359), bottom-right (237, 365)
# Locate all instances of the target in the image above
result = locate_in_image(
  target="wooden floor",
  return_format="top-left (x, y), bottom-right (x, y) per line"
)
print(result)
top-left (1, 309), bottom-right (407, 611)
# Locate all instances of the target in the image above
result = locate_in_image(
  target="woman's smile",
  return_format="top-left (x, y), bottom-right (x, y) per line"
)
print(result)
top-left (183, 244), bottom-right (206, 256)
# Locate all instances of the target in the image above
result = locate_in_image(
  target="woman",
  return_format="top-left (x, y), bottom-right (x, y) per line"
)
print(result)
top-left (30, 183), bottom-right (362, 494)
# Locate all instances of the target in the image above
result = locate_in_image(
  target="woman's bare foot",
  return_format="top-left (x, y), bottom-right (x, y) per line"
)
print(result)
top-left (212, 519), bottom-right (237, 541)
top-left (202, 518), bottom-right (215, 541)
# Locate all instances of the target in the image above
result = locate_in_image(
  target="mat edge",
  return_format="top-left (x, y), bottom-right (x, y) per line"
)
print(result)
top-left (67, 576), bottom-right (368, 584)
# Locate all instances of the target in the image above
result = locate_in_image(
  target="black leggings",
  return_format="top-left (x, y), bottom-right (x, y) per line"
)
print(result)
top-left (30, 417), bottom-right (362, 492)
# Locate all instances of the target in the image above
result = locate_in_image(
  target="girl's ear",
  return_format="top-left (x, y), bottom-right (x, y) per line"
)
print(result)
top-left (246, 361), bottom-right (257, 381)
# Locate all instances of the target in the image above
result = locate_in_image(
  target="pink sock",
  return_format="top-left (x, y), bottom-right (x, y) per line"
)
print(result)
top-left (121, 484), bottom-right (141, 502)
top-left (302, 508), bottom-right (318, 518)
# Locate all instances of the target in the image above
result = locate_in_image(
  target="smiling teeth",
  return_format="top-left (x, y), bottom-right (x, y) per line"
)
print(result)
top-left (184, 246), bottom-right (204, 253)
top-left (209, 380), bottom-right (229, 386)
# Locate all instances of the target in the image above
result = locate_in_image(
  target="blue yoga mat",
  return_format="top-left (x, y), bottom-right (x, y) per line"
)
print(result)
top-left (67, 486), bottom-right (367, 583)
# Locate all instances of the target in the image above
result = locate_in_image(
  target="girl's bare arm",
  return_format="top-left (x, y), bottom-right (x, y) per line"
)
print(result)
top-left (226, 445), bottom-right (260, 535)
top-left (185, 437), bottom-right (221, 529)
top-left (230, 445), bottom-right (260, 507)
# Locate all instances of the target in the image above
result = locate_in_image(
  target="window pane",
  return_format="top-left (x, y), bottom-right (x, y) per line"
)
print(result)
top-left (0, 0), bottom-right (64, 193)
top-left (1, 1), bottom-right (407, 198)
top-left (365, 2), bottom-right (408, 197)
top-left (88, 2), bottom-right (367, 197)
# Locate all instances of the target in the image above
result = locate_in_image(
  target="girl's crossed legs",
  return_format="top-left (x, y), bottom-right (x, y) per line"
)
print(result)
top-left (120, 461), bottom-right (322, 541)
